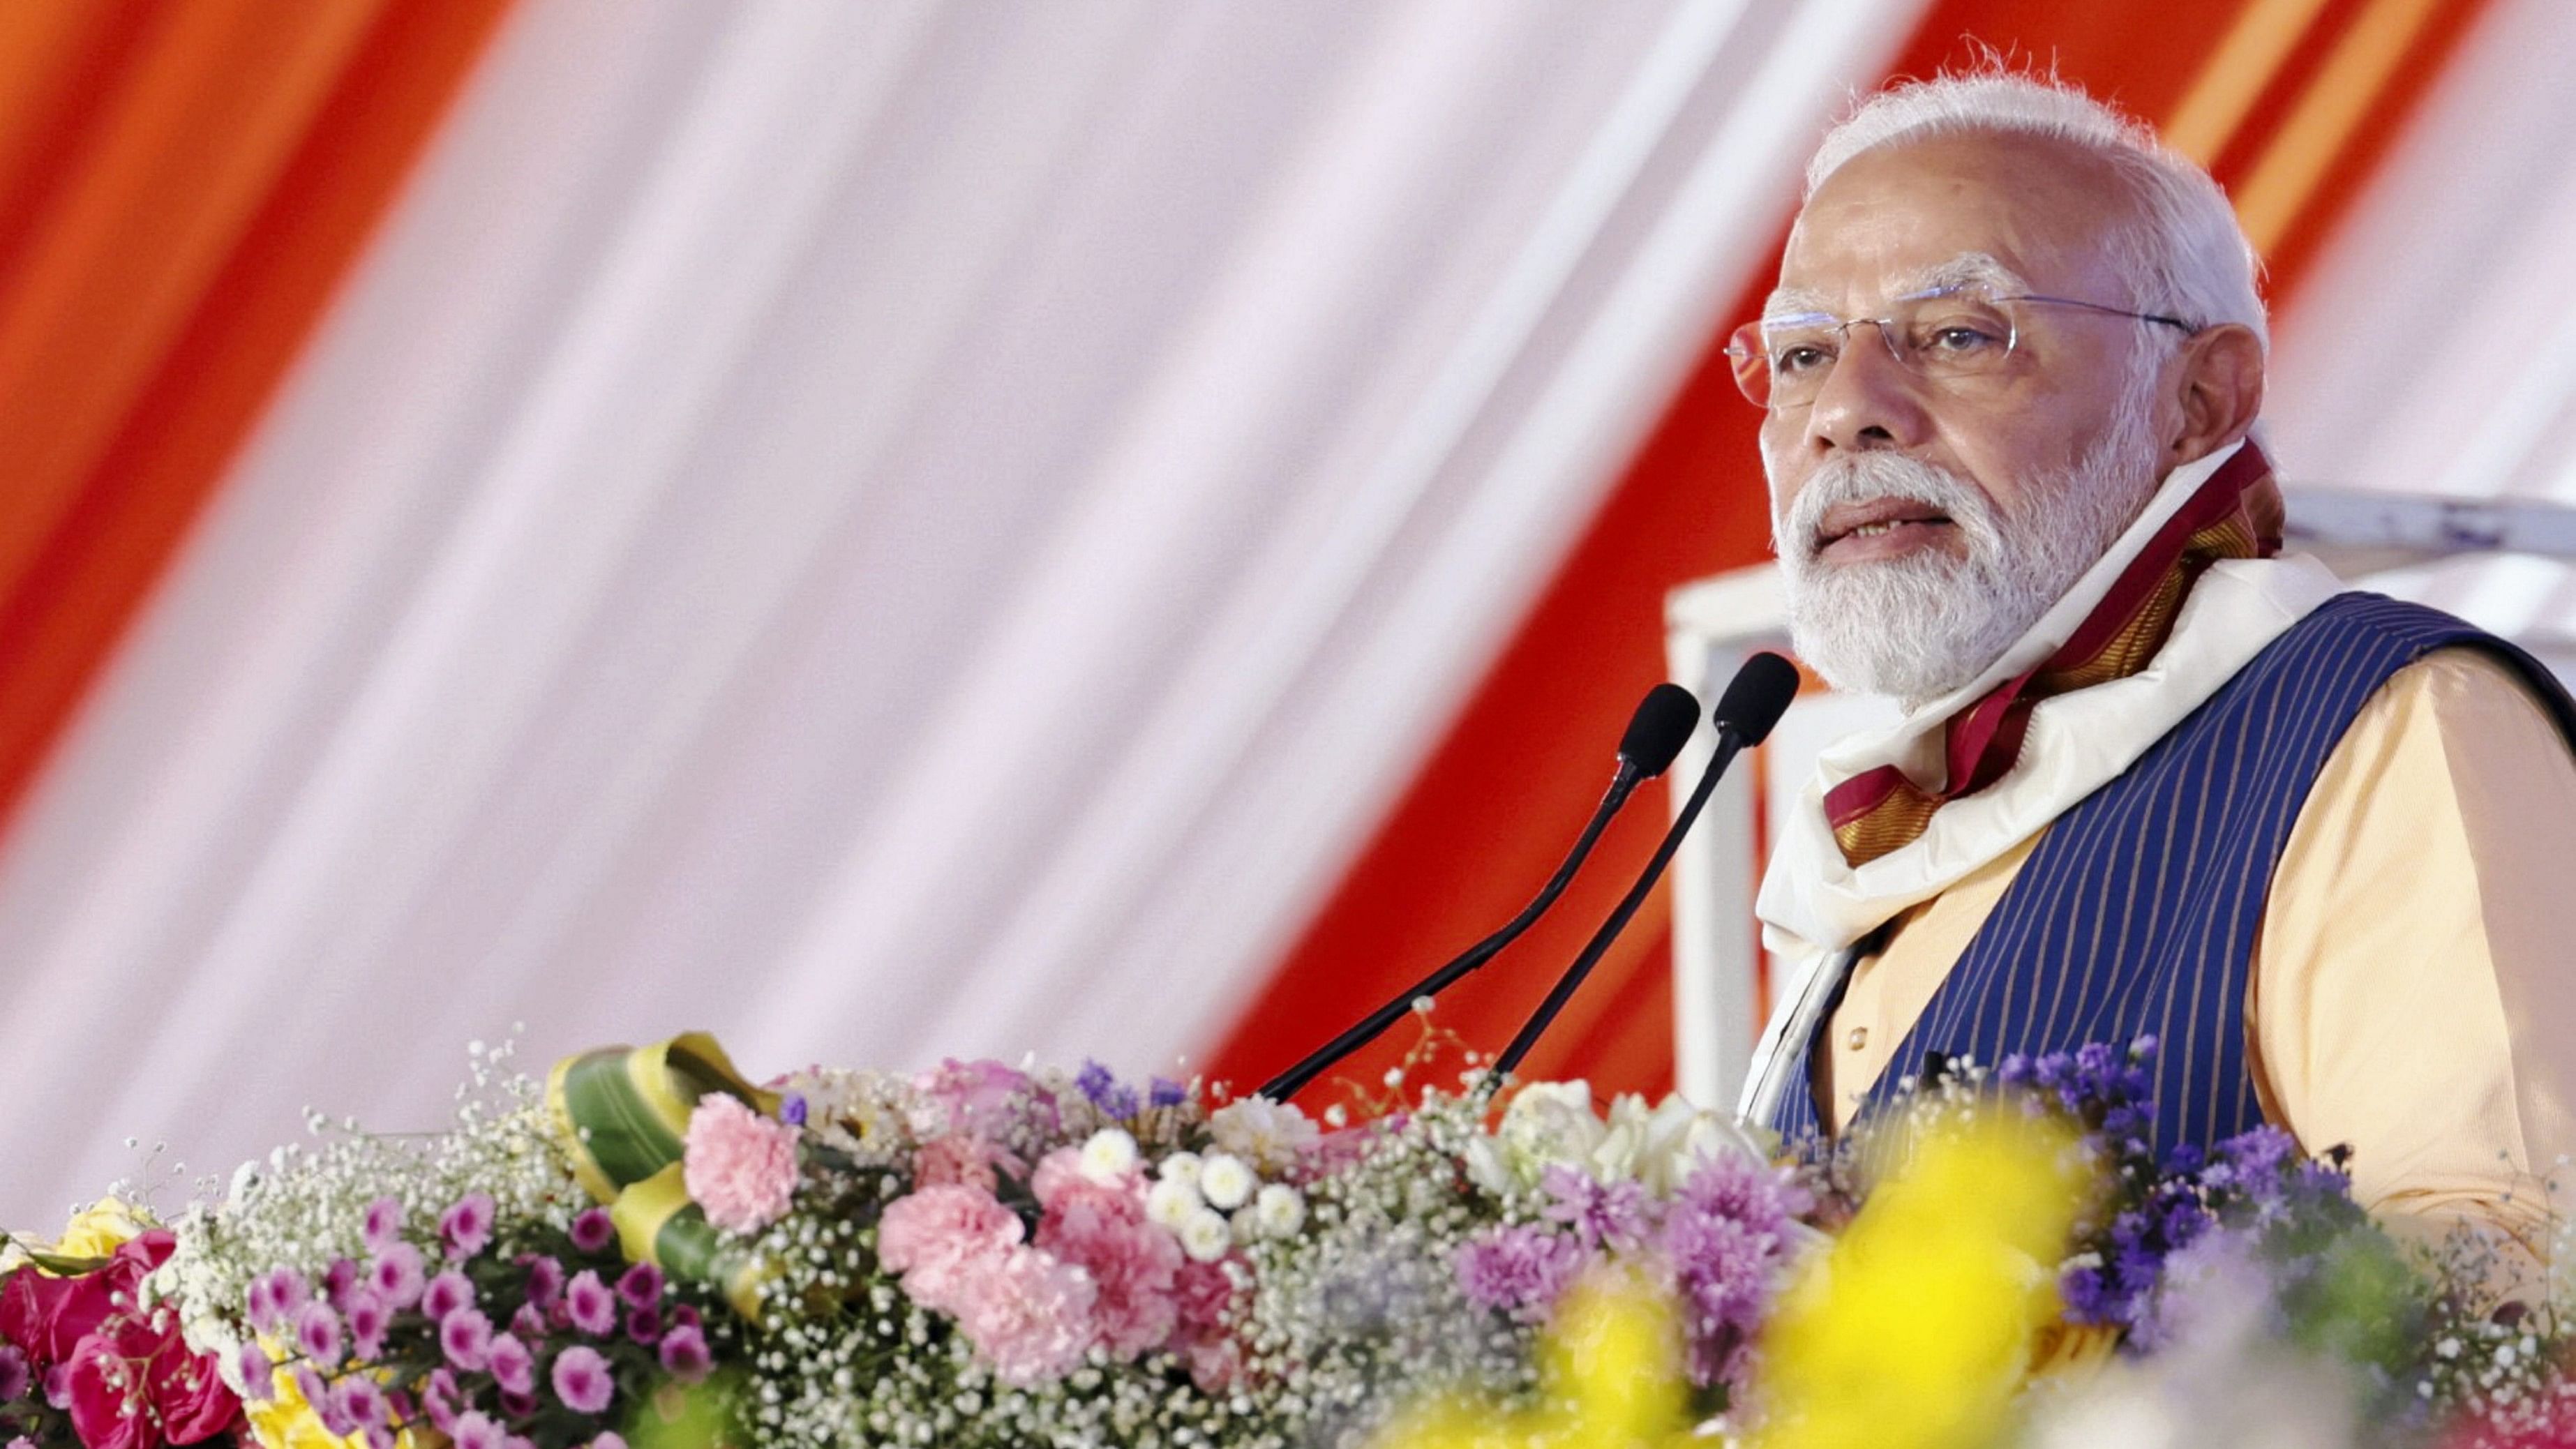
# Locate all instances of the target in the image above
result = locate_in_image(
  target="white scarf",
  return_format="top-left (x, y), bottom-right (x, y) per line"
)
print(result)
top-left (1737, 440), bottom-right (2346, 1118)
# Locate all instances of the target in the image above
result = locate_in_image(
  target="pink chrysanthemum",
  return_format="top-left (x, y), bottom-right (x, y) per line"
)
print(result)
top-left (682, 1094), bottom-right (800, 1235)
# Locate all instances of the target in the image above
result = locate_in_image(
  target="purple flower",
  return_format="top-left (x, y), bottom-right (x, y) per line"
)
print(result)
top-left (779, 1093), bottom-right (808, 1127)
top-left (513, 1302), bottom-right (546, 1341)
top-left (295, 1300), bottom-right (345, 1367)
top-left (334, 1377), bottom-right (387, 1434)
top-left (322, 1257), bottom-right (360, 1311)
top-left (1455, 1224), bottom-right (1588, 1321)
top-left (1540, 1165), bottom-right (1656, 1254)
top-left (441, 1193), bottom-right (497, 1261)
top-left (569, 1208), bottom-right (615, 1255)
top-left (440, 1307), bottom-right (493, 1372)
top-left (1074, 1060), bottom-right (1141, 1119)
top-left (315, 1379), bottom-right (361, 1438)
top-left (523, 1254), bottom-right (564, 1310)
top-left (233, 1342), bottom-right (272, 1403)
top-left (666, 1302), bottom-right (702, 1334)
top-left (291, 1365), bottom-right (331, 1421)
top-left (369, 1242), bottom-right (426, 1309)
top-left (43, 1361), bottom-right (70, 1409)
top-left (593, 1435), bottom-right (629, 1449)
top-left (1661, 1153), bottom-right (1809, 1392)
top-left (565, 1270), bottom-right (616, 1335)
top-left (421, 1369), bottom-right (461, 1433)
top-left (0, 1344), bottom-right (27, 1402)
top-left (551, 1345), bottom-right (615, 1414)
top-left (499, 1386), bottom-right (539, 1420)
top-left (1149, 1076), bottom-right (1188, 1109)
top-left (624, 1305), bottom-right (661, 1344)
top-left (345, 1286), bottom-right (391, 1359)
top-left (421, 1269), bottom-right (476, 1323)
top-left (658, 1323), bottom-right (712, 1383)
top-left (487, 1331), bottom-right (534, 1395)
top-left (451, 1411), bottom-right (505, 1449)
top-left (615, 1261), bottom-right (662, 1309)
top-left (361, 1196), bottom-right (405, 1255)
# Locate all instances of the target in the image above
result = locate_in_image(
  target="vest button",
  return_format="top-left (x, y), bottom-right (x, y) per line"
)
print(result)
top-left (1845, 1026), bottom-right (1869, 1051)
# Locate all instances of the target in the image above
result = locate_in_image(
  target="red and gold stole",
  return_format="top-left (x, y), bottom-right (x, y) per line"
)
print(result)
top-left (1822, 443), bottom-right (2286, 869)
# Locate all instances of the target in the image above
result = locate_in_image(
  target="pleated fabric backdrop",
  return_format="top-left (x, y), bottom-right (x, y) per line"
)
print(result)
top-left (0, 0), bottom-right (2560, 1231)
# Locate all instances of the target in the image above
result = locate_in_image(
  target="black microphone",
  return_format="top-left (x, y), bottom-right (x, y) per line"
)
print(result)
top-left (1255, 682), bottom-right (1702, 1102)
top-left (1492, 652), bottom-right (1800, 1079)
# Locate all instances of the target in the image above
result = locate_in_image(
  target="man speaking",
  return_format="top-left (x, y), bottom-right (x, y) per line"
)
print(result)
top-left (1734, 70), bottom-right (2576, 1237)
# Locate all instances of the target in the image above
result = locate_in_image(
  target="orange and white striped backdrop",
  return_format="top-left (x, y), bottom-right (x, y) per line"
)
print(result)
top-left (2, 0), bottom-right (2566, 1229)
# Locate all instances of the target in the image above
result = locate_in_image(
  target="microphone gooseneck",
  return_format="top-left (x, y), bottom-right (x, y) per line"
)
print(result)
top-left (1255, 682), bottom-right (1703, 1102)
top-left (1492, 652), bottom-right (1799, 1079)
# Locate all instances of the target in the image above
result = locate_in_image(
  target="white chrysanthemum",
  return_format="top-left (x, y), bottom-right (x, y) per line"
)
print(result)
top-left (1178, 1206), bottom-right (1232, 1263)
top-left (1495, 1079), bottom-right (1605, 1184)
top-left (1252, 1182), bottom-right (1305, 1238)
top-left (1146, 1175), bottom-right (1203, 1230)
top-left (1156, 1150), bottom-right (1204, 1188)
top-left (1206, 1097), bottom-right (1322, 1174)
top-left (1079, 1127), bottom-right (1139, 1183)
top-left (1197, 1152), bottom-right (1255, 1210)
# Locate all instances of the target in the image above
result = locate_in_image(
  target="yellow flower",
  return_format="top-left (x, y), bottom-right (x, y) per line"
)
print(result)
top-left (1747, 1109), bottom-right (2093, 1449)
top-left (242, 1356), bottom-right (419, 1449)
top-left (7, 1196), bottom-right (150, 1272)
top-left (1371, 1270), bottom-right (1694, 1449)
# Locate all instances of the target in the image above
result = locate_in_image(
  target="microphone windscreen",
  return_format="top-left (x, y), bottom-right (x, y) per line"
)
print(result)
top-left (1712, 651), bottom-right (1801, 746)
top-left (1617, 682), bottom-right (1701, 778)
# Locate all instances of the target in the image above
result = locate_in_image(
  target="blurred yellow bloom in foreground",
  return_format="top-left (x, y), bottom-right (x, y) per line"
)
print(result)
top-left (1749, 1111), bottom-right (2091, 1449)
top-left (1372, 1270), bottom-right (1693, 1449)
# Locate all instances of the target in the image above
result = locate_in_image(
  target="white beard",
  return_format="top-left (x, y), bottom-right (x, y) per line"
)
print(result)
top-left (1770, 392), bottom-right (2163, 708)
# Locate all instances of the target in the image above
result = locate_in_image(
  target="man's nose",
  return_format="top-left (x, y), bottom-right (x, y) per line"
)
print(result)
top-left (1803, 320), bottom-right (1929, 453)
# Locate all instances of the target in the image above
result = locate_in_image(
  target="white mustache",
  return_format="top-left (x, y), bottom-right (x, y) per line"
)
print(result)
top-left (1776, 452), bottom-right (2000, 566)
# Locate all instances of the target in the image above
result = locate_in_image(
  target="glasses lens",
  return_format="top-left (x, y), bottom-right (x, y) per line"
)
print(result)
top-left (1726, 322), bottom-right (1772, 407)
top-left (1895, 290), bottom-right (2016, 377)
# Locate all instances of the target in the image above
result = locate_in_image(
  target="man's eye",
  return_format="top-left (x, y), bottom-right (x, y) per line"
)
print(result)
top-left (1772, 341), bottom-right (1834, 375)
top-left (1916, 320), bottom-right (2007, 357)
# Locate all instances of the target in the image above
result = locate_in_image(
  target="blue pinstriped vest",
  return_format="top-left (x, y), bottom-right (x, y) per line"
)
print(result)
top-left (1767, 592), bottom-right (2576, 1153)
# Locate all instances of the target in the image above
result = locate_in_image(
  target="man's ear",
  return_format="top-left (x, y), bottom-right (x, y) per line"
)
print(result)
top-left (2166, 322), bottom-right (2265, 465)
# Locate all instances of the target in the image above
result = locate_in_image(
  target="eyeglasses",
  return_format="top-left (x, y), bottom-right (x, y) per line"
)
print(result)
top-left (1725, 287), bottom-right (2195, 410)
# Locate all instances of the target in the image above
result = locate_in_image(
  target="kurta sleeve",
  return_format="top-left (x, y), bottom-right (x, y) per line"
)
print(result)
top-left (2249, 647), bottom-right (2576, 1239)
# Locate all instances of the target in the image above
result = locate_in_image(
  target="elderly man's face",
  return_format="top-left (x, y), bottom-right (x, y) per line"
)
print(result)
top-left (1760, 131), bottom-right (2179, 702)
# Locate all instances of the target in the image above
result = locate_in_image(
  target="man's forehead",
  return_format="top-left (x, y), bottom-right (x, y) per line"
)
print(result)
top-left (1771, 132), bottom-right (2134, 315)
top-left (1763, 251), bottom-right (2032, 319)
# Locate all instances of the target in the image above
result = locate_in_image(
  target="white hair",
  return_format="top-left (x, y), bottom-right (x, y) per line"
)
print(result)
top-left (1806, 70), bottom-right (2268, 354)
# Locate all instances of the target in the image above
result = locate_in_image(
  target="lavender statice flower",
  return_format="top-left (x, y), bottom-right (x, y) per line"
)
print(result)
top-left (1075, 1060), bottom-right (1142, 1120)
top-left (1149, 1076), bottom-right (1188, 1109)
top-left (1539, 1165), bottom-right (1656, 1254)
top-left (779, 1092), bottom-right (808, 1127)
top-left (1455, 1223), bottom-right (1590, 1323)
top-left (1660, 1153), bottom-right (1812, 1393)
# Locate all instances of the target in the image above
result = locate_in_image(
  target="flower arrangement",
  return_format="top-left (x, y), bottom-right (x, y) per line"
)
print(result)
top-left (4, 1023), bottom-right (2574, 1449)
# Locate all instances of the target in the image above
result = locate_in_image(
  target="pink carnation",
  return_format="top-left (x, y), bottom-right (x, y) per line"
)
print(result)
top-left (1036, 1177), bottom-right (1179, 1358)
top-left (1168, 1256), bottom-right (1243, 1391)
top-left (913, 1136), bottom-right (999, 1194)
top-left (876, 1185), bottom-right (1025, 1308)
top-left (681, 1094), bottom-right (800, 1235)
top-left (915, 1058), bottom-right (1030, 1138)
top-left (949, 1245), bottom-right (1096, 1386)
